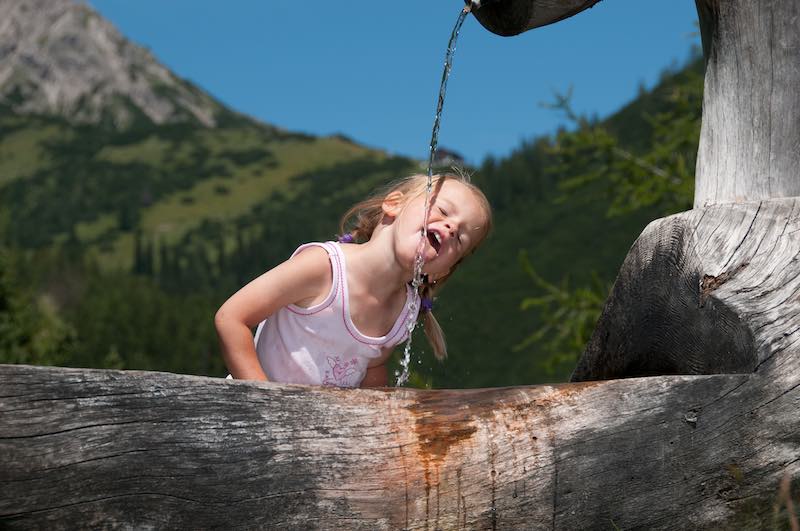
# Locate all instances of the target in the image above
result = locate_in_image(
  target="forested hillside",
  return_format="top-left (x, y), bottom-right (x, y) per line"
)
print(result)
top-left (0, 0), bottom-right (703, 387)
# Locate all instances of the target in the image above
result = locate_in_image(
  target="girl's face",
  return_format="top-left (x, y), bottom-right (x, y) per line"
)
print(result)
top-left (385, 179), bottom-right (489, 280)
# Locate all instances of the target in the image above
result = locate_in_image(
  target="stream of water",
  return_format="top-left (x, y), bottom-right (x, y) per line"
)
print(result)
top-left (395, 5), bottom-right (471, 387)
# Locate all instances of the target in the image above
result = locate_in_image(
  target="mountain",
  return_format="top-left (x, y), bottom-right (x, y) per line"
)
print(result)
top-left (0, 0), bottom-right (221, 129)
top-left (0, 0), bottom-right (399, 258)
top-left (0, 0), bottom-right (414, 378)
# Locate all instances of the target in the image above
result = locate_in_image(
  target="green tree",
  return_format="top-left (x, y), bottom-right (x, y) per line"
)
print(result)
top-left (546, 63), bottom-right (702, 217)
top-left (519, 59), bottom-right (703, 372)
top-left (515, 250), bottom-right (609, 375)
top-left (0, 250), bottom-right (76, 365)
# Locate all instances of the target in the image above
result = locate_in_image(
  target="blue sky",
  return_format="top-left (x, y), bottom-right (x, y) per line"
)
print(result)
top-left (88, 0), bottom-right (699, 165)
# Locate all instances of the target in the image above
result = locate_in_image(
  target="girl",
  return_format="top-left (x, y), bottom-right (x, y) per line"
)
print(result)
top-left (215, 173), bottom-right (492, 387)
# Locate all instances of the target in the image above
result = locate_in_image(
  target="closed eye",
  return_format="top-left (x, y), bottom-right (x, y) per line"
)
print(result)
top-left (437, 205), bottom-right (462, 244)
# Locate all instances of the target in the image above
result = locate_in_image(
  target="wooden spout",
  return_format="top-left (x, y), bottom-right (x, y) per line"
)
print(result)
top-left (469, 0), bottom-right (602, 36)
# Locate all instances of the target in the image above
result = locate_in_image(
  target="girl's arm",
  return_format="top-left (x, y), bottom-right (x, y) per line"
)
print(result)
top-left (215, 246), bottom-right (332, 381)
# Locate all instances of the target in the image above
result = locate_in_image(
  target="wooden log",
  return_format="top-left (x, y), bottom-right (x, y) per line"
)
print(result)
top-left (0, 369), bottom-right (795, 529)
top-left (694, 0), bottom-right (800, 207)
top-left (572, 199), bottom-right (800, 381)
top-left (469, 0), bottom-right (602, 37)
top-left (5, 202), bottom-right (796, 529)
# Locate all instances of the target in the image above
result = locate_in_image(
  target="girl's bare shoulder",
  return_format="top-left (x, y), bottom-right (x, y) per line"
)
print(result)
top-left (285, 245), bottom-right (334, 307)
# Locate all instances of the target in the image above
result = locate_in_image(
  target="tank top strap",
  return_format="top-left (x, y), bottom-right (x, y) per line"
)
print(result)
top-left (384, 283), bottom-right (420, 347)
top-left (285, 241), bottom-right (342, 315)
top-left (370, 282), bottom-right (419, 348)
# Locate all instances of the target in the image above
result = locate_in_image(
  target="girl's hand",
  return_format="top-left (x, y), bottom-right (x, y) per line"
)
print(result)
top-left (215, 246), bottom-right (333, 381)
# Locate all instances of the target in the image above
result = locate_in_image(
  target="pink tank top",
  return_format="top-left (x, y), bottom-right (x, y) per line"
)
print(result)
top-left (255, 242), bottom-right (419, 387)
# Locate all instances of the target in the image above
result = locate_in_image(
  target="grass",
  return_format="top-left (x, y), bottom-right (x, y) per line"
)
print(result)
top-left (96, 134), bottom-right (173, 166)
top-left (0, 123), bottom-right (71, 185)
top-left (85, 136), bottom-right (380, 269)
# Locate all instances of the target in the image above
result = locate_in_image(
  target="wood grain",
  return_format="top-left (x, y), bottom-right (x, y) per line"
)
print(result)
top-left (572, 199), bottom-right (800, 380)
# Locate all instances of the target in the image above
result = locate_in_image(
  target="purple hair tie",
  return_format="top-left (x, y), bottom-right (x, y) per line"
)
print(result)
top-left (420, 297), bottom-right (434, 312)
top-left (338, 233), bottom-right (355, 243)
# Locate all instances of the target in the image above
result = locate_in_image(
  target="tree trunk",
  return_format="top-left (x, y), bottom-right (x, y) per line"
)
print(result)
top-left (572, 199), bottom-right (798, 382)
top-left (693, 0), bottom-right (800, 207)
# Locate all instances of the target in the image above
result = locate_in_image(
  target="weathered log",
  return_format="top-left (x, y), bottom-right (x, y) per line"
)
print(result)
top-left (0, 351), bottom-right (796, 528)
top-left (572, 199), bottom-right (800, 381)
top-left (694, 0), bottom-right (800, 207)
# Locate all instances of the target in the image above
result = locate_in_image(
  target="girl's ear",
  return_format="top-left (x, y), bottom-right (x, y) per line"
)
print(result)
top-left (381, 191), bottom-right (405, 218)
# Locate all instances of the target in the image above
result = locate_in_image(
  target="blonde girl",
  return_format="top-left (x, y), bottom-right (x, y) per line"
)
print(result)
top-left (215, 173), bottom-right (492, 387)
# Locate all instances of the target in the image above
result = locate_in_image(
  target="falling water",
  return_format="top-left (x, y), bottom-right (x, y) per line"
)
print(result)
top-left (395, 5), bottom-right (471, 387)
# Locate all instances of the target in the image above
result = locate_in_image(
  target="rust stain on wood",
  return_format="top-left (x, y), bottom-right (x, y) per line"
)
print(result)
top-left (406, 392), bottom-right (480, 467)
top-left (404, 381), bottom-right (607, 469)
top-left (404, 391), bottom-right (481, 529)
top-left (700, 262), bottom-right (749, 306)
top-left (372, 382), bottom-right (609, 527)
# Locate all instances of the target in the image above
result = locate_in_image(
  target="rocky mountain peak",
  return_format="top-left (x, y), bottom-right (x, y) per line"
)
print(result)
top-left (0, 0), bottom-right (221, 128)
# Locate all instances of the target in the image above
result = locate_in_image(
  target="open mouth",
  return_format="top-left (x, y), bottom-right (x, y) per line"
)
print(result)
top-left (427, 230), bottom-right (442, 254)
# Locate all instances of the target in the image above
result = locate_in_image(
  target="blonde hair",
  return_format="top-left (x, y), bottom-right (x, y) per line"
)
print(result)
top-left (339, 172), bottom-right (493, 360)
